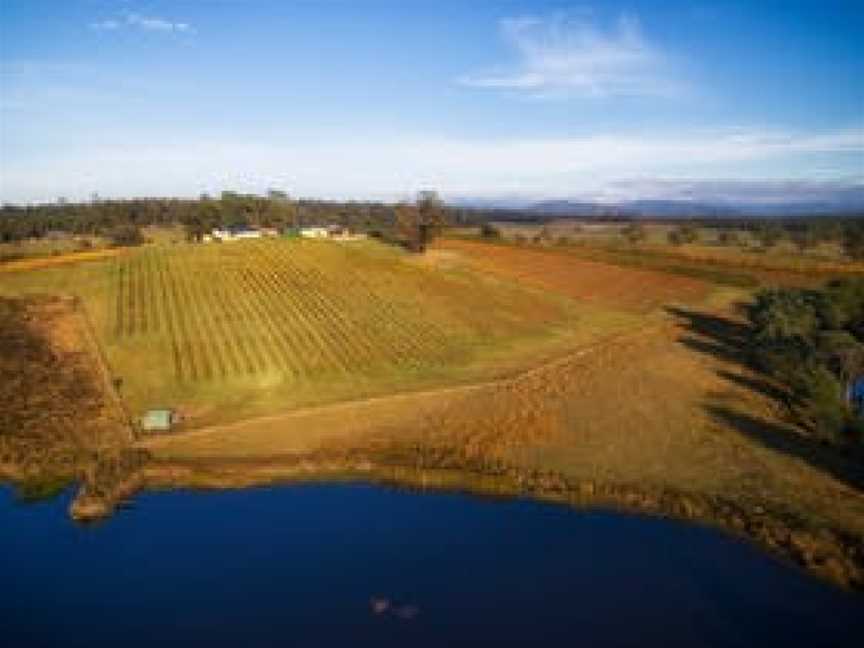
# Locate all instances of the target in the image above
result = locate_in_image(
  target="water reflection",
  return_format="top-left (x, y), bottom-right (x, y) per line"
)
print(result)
top-left (370, 597), bottom-right (420, 620)
top-left (1, 484), bottom-right (861, 648)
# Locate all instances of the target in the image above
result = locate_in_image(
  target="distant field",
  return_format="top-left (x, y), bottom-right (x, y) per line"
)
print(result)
top-left (1, 238), bottom-right (606, 427)
top-left (472, 220), bottom-right (864, 277)
top-left (0, 236), bottom-right (107, 264)
top-left (437, 238), bottom-right (713, 311)
top-left (0, 248), bottom-right (125, 274)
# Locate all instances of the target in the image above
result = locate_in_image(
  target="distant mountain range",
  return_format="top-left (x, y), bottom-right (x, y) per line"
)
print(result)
top-left (531, 199), bottom-right (742, 218)
top-left (455, 194), bottom-right (864, 219)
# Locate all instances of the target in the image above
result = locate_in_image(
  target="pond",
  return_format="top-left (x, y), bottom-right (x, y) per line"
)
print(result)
top-left (2, 483), bottom-right (861, 647)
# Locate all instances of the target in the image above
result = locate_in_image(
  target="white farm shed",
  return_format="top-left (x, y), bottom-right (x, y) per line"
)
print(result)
top-left (300, 227), bottom-right (329, 239)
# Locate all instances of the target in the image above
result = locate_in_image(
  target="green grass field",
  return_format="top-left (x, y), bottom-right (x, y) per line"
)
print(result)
top-left (1, 238), bottom-right (611, 427)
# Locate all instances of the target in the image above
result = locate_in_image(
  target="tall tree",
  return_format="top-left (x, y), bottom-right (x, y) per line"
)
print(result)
top-left (842, 223), bottom-right (864, 260)
top-left (395, 202), bottom-right (421, 251)
top-left (415, 190), bottom-right (447, 252)
top-left (755, 223), bottom-right (784, 250)
top-left (621, 223), bottom-right (646, 245)
top-left (668, 223), bottom-right (699, 246)
top-left (395, 191), bottom-right (447, 252)
top-left (791, 227), bottom-right (818, 253)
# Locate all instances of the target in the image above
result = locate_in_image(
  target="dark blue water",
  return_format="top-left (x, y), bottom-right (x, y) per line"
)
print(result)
top-left (1, 483), bottom-right (861, 648)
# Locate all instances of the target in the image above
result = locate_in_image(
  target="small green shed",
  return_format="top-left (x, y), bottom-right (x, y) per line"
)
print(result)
top-left (140, 409), bottom-right (175, 433)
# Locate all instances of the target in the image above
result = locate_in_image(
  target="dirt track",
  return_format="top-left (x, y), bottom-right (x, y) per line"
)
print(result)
top-left (139, 330), bottom-right (643, 459)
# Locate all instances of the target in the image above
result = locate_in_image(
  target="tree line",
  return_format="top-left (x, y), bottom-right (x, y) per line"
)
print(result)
top-left (3, 193), bottom-right (863, 257)
top-left (0, 190), bottom-right (467, 251)
top-left (615, 219), bottom-right (864, 259)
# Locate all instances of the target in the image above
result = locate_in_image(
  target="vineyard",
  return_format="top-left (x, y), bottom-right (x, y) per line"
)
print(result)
top-left (108, 242), bottom-right (462, 383)
top-left (69, 238), bottom-right (580, 423)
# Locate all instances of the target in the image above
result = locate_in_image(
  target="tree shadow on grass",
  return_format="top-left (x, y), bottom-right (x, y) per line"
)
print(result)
top-left (715, 369), bottom-right (790, 404)
top-left (706, 405), bottom-right (864, 492)
top-left (667, 304), bottom-right (750, 339)
top-left (677, 335), bottom-right (747, 366)
top-left (666, 306), bottom-right (755, 367)
top-left (668, 305), bottom-right (864, 493)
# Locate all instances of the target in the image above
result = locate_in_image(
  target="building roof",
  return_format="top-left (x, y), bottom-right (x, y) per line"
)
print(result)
top-left (141, 409), bottom-right (173, 431)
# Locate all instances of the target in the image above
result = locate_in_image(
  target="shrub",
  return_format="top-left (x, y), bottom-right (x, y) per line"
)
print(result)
top-left (479, 223), bottom-right (501, 239)
top-left (746, 288), bottom-right (819, 343)
top-left (668, 224), bottom-right (699, 246)
top-left (717, 230), bottom-right (740, 246)
top-left (621, 223), bottom-right (646, 244)
top-left (790, 366), bottom-right (848, 443)
top-left (791, 229), bottom-right (818, 253)
top-left (755, 224), bottom-right (784, 250)
top-left (842, 223), bottom-right (864, 260)
top-left (746, 280), bottom-right (864, 448)
top-left (108, 225), bottom-right (144, 247)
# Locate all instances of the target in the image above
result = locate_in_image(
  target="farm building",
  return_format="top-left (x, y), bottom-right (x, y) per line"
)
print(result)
top-left (140, 408), bottom-right (177, 433)
top-left (210, 226), bottom-right (262, 242)
top-left (329, 226), bottom-right (366, 241)
top-left (299, 226), bottom-right (366, 241)
top-left (300, 227), bottom-right (329, 239)
top-left (327, 226), bottom-right (354, 240)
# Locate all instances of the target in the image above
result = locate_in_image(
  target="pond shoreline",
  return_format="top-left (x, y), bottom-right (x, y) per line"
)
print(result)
top-left (61, 447), bottom-right (864, 592)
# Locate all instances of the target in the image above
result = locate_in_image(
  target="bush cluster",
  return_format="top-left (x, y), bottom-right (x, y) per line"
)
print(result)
top-left (746, 278), bottom-right (864, 444)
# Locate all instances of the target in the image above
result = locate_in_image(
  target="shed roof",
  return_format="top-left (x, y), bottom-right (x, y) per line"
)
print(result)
top-left (141, 409), bottom-right (173, 431)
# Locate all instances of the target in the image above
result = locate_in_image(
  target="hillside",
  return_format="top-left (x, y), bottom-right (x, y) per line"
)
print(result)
top-left (0, 238), bottom-right (598, 428)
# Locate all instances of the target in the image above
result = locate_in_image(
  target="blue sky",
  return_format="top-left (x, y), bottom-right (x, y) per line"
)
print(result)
top-left (1, 0), bottom-right (862, 204)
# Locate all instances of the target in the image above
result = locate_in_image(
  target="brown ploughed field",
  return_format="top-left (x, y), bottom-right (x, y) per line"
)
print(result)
top-left (435, 238), bottom-right (711, 311)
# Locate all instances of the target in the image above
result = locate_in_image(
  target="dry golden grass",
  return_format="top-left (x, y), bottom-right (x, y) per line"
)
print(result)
top-left (0, 248), bottom-right (125, 274)
top-left (144, 312), bottom-right (864, 540)
top-left (486, 221), bottom-right (863, 275)
top-left (0, 296), bottom-right (129, 479)
top-left (625, 242), bottom-right (864, 276)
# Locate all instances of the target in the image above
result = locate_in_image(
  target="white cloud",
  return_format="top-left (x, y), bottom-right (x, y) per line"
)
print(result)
top-left (126, 14), bottom-right (191, 33)
top-left (89, 20), bottom-right (120, 31)
top-left (600, 178), bottom-right (864, 205)
top-left (2, 127), bottom-right (862, 203)
top-left (88, 13), bottom-right (195, 35)
top-left (459, 13), bottom-right (682, 98)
